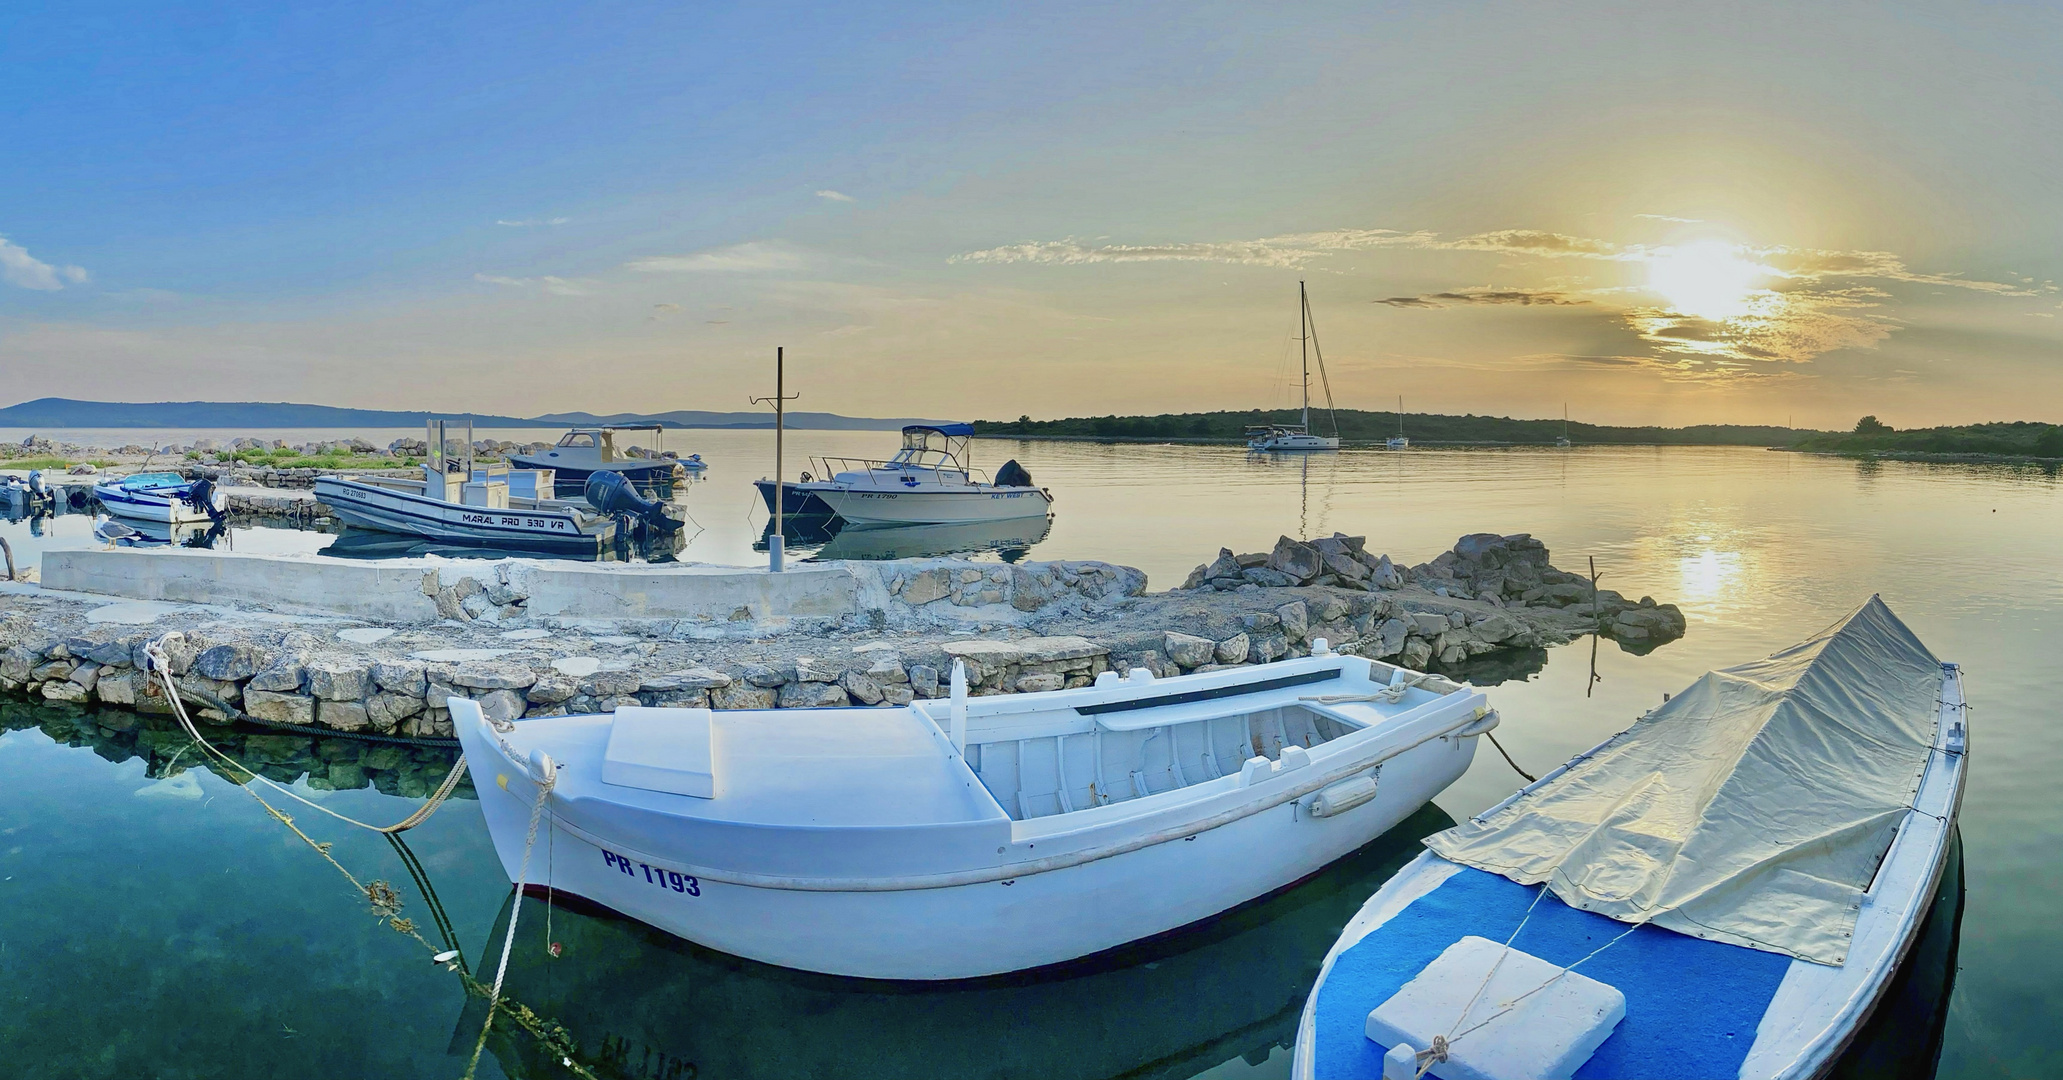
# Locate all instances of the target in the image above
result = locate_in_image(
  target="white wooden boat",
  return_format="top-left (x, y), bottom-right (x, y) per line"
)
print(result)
top-left (453, 644), bottom-right (1499, 980)
top-left (1292, 596), bottom-right (1966, 1080)
top-left (315, 467), bottom-right (614, 556)
top-left (1248, 282), bottom-right (1342, 453)
top-left (755, 424), bottom-right (1052, 527)
top-left (91, 472), bottom-right (225, 524)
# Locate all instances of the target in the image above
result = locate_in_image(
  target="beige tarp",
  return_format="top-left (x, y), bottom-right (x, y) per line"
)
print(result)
top-left (1427, 596), bottom-right (1940, 965)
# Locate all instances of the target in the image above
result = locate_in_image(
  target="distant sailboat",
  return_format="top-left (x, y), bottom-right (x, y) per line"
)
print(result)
top-left (1557, 402), bottom-right (1572, 448)
top-left (1247, 283), bottom-right (1341, 453)
top-left (1386, 396), bottom-right (1409, 450)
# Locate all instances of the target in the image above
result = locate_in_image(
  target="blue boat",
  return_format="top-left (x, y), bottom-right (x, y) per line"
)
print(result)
top-left (1293, 597), bottom-right (1967, 1080)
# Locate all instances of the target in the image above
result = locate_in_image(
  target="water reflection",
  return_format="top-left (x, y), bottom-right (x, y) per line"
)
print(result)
top-left (93, 515), bottom-right (230, 549)
top-left (758, 515), bottom-right (1055, 563)
top-left (464, 805), bottom-right (1456, 1080)
top-left (0, 700), bottom-right (471, 800)
top-left (321, 524), bottom-right (686, 563)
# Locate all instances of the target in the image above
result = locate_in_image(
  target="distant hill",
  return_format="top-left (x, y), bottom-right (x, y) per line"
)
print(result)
top-left (0, 398), bottom-right (933, 431)
top-left (973, 409), bottom-right (1817, 446)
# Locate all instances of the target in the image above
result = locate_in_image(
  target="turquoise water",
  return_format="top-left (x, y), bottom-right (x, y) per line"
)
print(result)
top-left (0, 443), bottom-right (2053, 1077)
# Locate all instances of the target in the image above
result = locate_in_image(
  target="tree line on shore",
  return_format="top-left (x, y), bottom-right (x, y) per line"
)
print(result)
top-left (971, 409), bottom-right (1809, 446)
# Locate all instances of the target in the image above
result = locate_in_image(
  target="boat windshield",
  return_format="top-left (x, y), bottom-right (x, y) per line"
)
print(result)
top-left (557, 432), bottom-right (598, 449)
top-left (891, 427), bottom-right (969, 470)
top-left (121, 473), bottom-right (189, 487)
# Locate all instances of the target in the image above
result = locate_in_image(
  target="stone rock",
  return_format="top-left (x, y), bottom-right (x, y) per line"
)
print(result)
top-left (1163, 632), bottom-right (1216, 669)
top-left (96, 668), bottom-right (140, 705)
top-left (0, 646), bottom-right (36, 683)
top-left (1242, 567), bottom-right (1297, 589)
top-left (1215, 633), bottom-right (1250, 664)
top-left (742, 663), bottom-right (791, 688)
top-left (580, 670), bottom-right (643, 697)
top-left (368, 660), bottom-right (426, 695)
top-left (475, 689), bottom-right (528, 725)
top-left (318, 700), bottom-right (372, 732)
top-left (1266, 536), bottom-right (1324, 583)
top-left (1248, 632), bottom-right (1289, 664)
top-left (778, 681), bottom-right (850, 708)
top-left (865, 658), bottom-right (909, 684)
top-left (881, 684), bottom-right (916, 707)
top-left (647, 667), bottom-right (731, 691)
top-left (1016, 673), bottom-right (1065, 693)
top-left (67, 663), bottom-right (99, 693)
top-left (1275, 601), bottom-right (1310, 642)
top-left (841, 670), bottom-right (884, 705)
top-left (902, 569), bottom-right (951, 605)
top-left (909, 664), bottom-right (941, 698)
top-left (366, 692), bottom-right (425, 732)
top-left (1234, 552), bottom-right (1270, 569)
top-left (245, 689), bottom-right (316, 725)
top-left (1400, 638), bottom-right (1434, 670)
top-left (1371, 554), bottom-right (1403, 589)
top-left (712, 684), bottom-right (778, 710)
top-left (1205, 548), bottom-right (1242, 581)
top-left (525, 676), bottom-right (578, 704)
top-left (1438, 642), bottom-right (1469, 667)
top-left (1377, 618), bottom-right (1411, 658)
top-left (450, 662), bottom-right (535, 690)
top-left (249, 654), bottom-right (308, 693)
top-left (305, 660), bottom-right (371, 701)
top-left (794, 657), bottom-right (845, 683)
top-left (41, 681), bottom-right (89, 703)
top-left (193, 644), bottom-right (265, 682)
top-left (1410, 612), bottom-right (1451, 636)
top-left (1014, 636), bottom-right (1105, 665)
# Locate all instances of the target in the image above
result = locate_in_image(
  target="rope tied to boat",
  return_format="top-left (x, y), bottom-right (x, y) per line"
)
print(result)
top-left (143, 634), bottom-right (468, 836)
top-left (1413, 1035), bottom-right (1450, 1077)
top-left (1300, 671), bottom-right (1436, 706)
top-left (464, 749), bottom-right (559, 1080)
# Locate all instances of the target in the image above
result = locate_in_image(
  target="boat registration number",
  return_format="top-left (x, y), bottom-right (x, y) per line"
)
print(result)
top-left (602, 848), bottom-right (700, 896)
top-left (457, 512), bottom-right (568, 530)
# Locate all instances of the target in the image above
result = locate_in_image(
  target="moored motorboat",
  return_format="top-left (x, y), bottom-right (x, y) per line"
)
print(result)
top-left (1292, 596), bottom-right (1966, 1080)
top-left (91, 472), bottom-right (225, 524)
top-left (510, 425), bottom-right (688, 496)
top-left (755, 424), bottom-right (1051, 527)
top-left (454, 644), bottom-right (1499, 980)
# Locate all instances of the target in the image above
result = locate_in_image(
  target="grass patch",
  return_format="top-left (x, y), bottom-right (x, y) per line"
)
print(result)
top-left (1, 456), bottom-right (117, 471)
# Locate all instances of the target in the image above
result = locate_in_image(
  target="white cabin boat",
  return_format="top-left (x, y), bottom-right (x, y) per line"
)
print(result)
top-left (1292, 597), bottom-right (1965, 1080)
top-left (755, 424), bottom-right (1052, 527)
top-left (1248, 282), bottom-right (1342, 453)
top-left (509, 425), bottom-right (687, 496)
top-left (91, 472), bottom-right (225, 524)
top-left (454, 646), bottom-right (1498, 980)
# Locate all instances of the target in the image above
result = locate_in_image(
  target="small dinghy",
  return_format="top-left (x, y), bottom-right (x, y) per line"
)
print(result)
top-left (91, 472), bottom-right (225, 524)
top-left (454, 643), bottom-right (1500, 980)
top-left (1292, 596), bottom-right (1967, 1080)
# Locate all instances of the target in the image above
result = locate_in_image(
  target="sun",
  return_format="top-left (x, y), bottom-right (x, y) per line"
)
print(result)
top-left (1644, 241), bottom-right (1772, 321)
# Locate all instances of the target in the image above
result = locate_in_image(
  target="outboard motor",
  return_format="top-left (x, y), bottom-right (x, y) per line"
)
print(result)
top-left (994, 459), bottom-right (1034, 488)
top-left (584, 471), bottom-right (682, 534)
top-left (182, 476), bottom-right (226, 524)
top-left (26, 470), bottom-right (46, 498)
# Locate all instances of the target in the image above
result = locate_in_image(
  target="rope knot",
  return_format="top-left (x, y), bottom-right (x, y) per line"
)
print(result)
top-left (1414, 1035), bottom-right (1449, 1077)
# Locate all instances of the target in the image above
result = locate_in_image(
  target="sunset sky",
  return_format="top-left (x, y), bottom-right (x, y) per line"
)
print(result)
top-left (2, 2), bottom-right (2059, 428)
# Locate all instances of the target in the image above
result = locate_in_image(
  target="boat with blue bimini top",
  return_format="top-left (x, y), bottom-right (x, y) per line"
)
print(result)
top-left (91, 472), bottom-right (225, 524)
top-left (754, 423), bottom-right (1052, 528)
top-left (1292, 596), bottom-right (1967, 1080)
top-left (454, 642), bottom-right (1500, 981)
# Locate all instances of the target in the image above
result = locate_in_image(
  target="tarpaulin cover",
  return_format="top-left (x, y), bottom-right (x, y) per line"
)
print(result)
top-left (1426, 596), bottom-right (1940, 965)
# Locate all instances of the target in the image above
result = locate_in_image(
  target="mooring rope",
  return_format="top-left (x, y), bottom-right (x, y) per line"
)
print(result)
top-left (144, 634), bottom-right (468, 835)
top-left (463, 752), bottom-right (558, 1080)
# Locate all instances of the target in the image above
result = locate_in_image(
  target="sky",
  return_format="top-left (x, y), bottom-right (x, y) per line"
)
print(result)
top-left (2, 1), bottom-right (2060, 429)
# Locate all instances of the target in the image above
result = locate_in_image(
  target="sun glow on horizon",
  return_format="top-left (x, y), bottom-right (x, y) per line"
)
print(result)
top-left (1644, 241), bottom-right (1774, 321)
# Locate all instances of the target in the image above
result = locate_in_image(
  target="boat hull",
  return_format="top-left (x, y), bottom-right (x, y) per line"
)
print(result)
top-left (459, 721), bottom-right (1480, 981)
top-left (509, 455), bottom-right (680, 496)
top-left (92, 483), bottom-right (224, 524)
top-left (816, 484), bottom-right (1054, 526)
top-left (313, 477), bottom-right (608, 555)
top-left (1249, 435), bottom-right (1340, 453)
top-left (753, 479), bottom-right (838, 519)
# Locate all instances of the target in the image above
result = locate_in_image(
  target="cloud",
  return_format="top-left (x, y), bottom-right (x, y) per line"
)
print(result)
top-left (495, 217), bottom-right (571, 227)
top-left (951, 229), bottom-right (1433, 269)
top-left (0, 235), bottom-right (87, 291)
top-left (1376, 288), bottom-right (1587, 308)
top-left (815, 190), bottom-right (856, 203)
top-left (1636, 213), bottom-right (1704, 223)
top-left (627, 241), bottom-right (817, 274)
top-left (473, 272), bottom-right (591, 296)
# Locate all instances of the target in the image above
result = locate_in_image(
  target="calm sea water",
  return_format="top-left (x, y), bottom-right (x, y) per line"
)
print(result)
top-left (1, 440), bottom-right (2055, 1078)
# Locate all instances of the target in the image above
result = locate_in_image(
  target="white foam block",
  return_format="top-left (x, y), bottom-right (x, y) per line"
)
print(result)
top-left (602, 707), bottom-right (716, 799)
top-left (1365, 936), bottom-right (1625, 1080)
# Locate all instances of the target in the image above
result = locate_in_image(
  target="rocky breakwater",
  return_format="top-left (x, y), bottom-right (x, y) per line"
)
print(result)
top-left (1179, 532), bottom-right (1686, 654)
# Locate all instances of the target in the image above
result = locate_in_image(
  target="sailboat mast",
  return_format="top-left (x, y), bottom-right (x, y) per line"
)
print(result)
top-left (1299, 281), bottom-right (1310, 428)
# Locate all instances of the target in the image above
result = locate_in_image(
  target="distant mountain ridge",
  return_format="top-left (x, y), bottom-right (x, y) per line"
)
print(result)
top-left (0, 398), bottom-right (939, 431)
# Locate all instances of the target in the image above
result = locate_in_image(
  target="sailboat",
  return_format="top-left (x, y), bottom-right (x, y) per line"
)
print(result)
top-left (1247, 282), bottom-right (1341, 453)
top-left (1387, 396), bottom-right (1409, 450)
top-left (1557, 402), bottom-right (1572, 448)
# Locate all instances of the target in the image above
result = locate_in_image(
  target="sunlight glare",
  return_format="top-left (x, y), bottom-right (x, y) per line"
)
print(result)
top-left (1644, 241), bottom-right (1771, 321)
